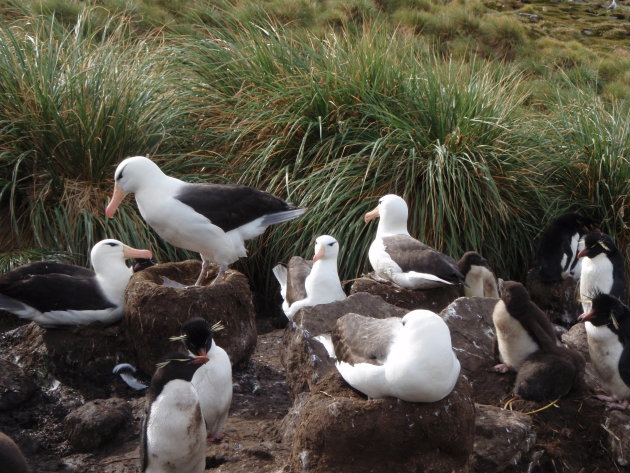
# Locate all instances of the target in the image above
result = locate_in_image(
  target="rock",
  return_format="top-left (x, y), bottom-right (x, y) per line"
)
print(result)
top-left (350, 274), bottom-right (462, 312)
top-left (281, 292), bottom-right (406, 399)
top-left (439, 297), bottom-right (511, 404)
top-left (287, 372), bottom-right (475, 473)
top-left (0, 358), bottom-right (37, 411)
top-left (526, 269), bottom-right (579, 327)
top-left (64, 398), bottom-right (131, 452)
top-left (473, 404), bottom-right (536, 472)
top-left (0, 432), bottom-right (29, 473)
top-left (604, 410), bottom-right (630, 466)
top-left (123, 260), bottom-right (257, 375)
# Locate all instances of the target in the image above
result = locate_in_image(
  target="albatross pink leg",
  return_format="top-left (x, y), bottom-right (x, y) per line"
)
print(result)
top-left (194, 258), bottom-right (211, 286)
top-left (211, 263), bottom-right (228, 285)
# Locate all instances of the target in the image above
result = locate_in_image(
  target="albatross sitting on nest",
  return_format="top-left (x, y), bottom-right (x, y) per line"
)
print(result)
top-left (106, 156), bottom-right (306, 286)
top-left (364, 194), bottom-right (464, 289)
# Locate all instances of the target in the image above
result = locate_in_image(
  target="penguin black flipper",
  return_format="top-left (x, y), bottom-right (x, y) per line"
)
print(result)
top-left (618, 345), bottom-right (630, 389)
top-left (140, 404), bottom-right (150, 472)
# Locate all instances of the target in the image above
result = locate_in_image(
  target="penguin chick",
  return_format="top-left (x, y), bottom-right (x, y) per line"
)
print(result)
top-left (579, 293), bottom-right (630, 410)
top-left (177, 318), bottom-right (232, 443)
top-left (535, 212), bottom-right (597, 282)
top-left (141, 352), bottom-right (208, 473)
top-left (492, 281), bottom-right (557, 373)
top-left (458, 251), bottom-right (499, 298)
top-left (514, 347), bottom-right (585, 402)
top-left (578, 232), bottom-right (627, 313)
top-left (0, 431), bottom-right (29, 473)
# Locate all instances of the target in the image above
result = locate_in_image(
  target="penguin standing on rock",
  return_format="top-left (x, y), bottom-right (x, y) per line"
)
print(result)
top-left (173, 318), bottom-right (233, 444)
top-left (493, 281), bottom-right (584, 401)
top-left (578, 232), bottom-right (627, 313)
top-left (492, 281), bottom-right (558, 373)
top-left (457, 251), bottom-right (499, 298)
top-left (141, 353), bottom-right (208, 473)
top-left (535, 212), bottom-right (598, 282)
top-left (579, 293), bottom-right (630, 409)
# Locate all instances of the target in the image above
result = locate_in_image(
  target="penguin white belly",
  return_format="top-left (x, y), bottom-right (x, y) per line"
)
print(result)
top-left (493, 301), bottom-right (539, 370)
top-left (585, 322), bottom-right (630, 400)
top-left (580, 255), bottom-right (613, 312)
top-left (145, 381), bottom-right (206, 473)
top-left (561, 233), bottom-right (580, 279)
top-left (464, 265), bottom-right (498, 298)
top-left (192, 346), bottom-right (233, 438)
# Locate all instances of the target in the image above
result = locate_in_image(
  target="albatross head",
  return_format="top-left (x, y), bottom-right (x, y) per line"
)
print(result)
top-left (105, 156), bottom-right (163, 217)
top-left (364, 194), bottom-right (409, 236)
top-left (90, 239), bottom-right (153, 274)
top-left (312, 235), bottom-right (340, 262)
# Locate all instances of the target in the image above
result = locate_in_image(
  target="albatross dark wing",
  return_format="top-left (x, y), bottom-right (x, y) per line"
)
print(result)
top-left (175, 183), bottom-right (299, 232)
top-left (332, 313), bottom-right (401, 366)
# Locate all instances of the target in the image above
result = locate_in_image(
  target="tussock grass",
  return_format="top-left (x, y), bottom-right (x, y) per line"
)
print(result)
top-left (0, 13), bottom-right (199, 268)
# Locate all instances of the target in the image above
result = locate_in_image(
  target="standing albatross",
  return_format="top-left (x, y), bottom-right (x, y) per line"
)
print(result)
top-left (106, 156), bottom-right (306, 285)
top-left (364, 194), bottom-right (464, 289)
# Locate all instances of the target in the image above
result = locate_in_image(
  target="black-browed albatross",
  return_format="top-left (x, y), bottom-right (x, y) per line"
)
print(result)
top-left (106, 156), bottom-right (306, 285)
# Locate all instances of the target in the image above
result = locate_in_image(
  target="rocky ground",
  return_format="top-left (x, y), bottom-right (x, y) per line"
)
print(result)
top-left (1, 264), bottom-right (630, 472)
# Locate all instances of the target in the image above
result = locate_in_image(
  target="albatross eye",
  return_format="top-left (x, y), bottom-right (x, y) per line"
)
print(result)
top-left (328, 242), bottom-right (335, 247)
top-left (106, 242), bottom-right (118, 247)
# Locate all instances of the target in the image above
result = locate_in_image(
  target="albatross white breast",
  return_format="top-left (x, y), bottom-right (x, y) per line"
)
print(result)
top-left (272, 235), bottom-right (346, 319)
top-left (332, 310), bottom-right (460, 402)
top-left (364, 194), bottom-right (464, 289)
top-left (106, 156), bottom-right (306, 285)
top-left (0, 239), bottom-right (151, 327)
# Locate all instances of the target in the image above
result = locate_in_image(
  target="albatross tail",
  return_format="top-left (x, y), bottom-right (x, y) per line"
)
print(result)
top-left (261, 208), bottom-right (307, 226)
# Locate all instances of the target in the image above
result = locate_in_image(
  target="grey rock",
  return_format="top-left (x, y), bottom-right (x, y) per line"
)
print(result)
top-left (473, 404), bottom-right (536, 472)
top-left (562, 322), bottom-right (603, 392)
top-left (0, 358), bottom-right (37, 411)
top-left (64, 397), bottom-right (131, 452)
top-left (604, 410), bottom-right (630, 466)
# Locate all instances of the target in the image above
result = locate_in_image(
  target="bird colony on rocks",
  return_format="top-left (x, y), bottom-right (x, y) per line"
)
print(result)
top-left (0, 155), bottom-right (628, 473)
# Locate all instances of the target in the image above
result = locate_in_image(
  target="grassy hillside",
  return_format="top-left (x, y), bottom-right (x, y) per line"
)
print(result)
top-left (0, 0), bottom-right (627, 305)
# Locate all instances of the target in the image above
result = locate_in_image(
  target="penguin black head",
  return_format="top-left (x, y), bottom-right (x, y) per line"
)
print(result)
top-left (458, 251), bottom-right (488, 274)
top-left (499, 281), bottom-right (534, 319)
top-left (173, 317), bottom-right (224, 357)
top-left (578, 232), bottom-right (618, 259)
top-left (579, 293), bottom-right (630, 330)
top-left (149, 352), bottom-right (208, 399)
top-left (555, 212), bottom-right (598, 234)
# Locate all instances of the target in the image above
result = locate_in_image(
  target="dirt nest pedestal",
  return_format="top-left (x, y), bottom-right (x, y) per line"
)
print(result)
top-left (123, 260), bottom-right (257, 375)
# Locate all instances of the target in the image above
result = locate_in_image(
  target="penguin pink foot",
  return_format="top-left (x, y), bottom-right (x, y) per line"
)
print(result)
top-left (594, 394), bottom-right (629, 410)
top-left (493, 363), bottom-right (510, 373)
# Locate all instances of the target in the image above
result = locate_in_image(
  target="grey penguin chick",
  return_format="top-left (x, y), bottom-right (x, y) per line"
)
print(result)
top-left (457, 251), bottom-right (499, 298)
top-left (492, 281), bottom-right (558, 373)
top-left (141, 352), bottom-right (208, 473)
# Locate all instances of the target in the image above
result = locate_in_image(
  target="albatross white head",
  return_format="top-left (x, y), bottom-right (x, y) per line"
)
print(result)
top-left (105, 156), bottom-right (166, 218)
top-left (312, 235), bottom-right (341, 263)
top-left (364, 194), bottom-right (410, 237)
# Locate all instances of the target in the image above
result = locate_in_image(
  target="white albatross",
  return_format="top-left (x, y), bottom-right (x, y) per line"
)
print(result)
top-left (332, 310), bottom-right (460, 402)
top-left (106, 156), bottom-right (305, 285)
top-left (272, 235), bottom-right (346, 320)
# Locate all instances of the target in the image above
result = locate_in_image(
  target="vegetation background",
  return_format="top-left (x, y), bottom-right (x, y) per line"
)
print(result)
top-left (0, 0), bottom-right (627, 314)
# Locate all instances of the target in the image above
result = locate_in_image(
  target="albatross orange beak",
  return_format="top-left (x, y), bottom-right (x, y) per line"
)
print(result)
top-left (122, 244), bottom-right (153, 260)
top-left (312, 244), bottom-right (325, 262)
top-left (106, 184), bottom-right (127, 218)
top-left (364, 206), bottom-right (380, 223)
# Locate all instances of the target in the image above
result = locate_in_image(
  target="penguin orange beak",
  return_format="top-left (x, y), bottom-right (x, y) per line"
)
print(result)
top-left (578, 311), bottom-right (593, 322)
top-left (106, 184), bottom-right (127, 218)
top-left (577, 249), bottom-right (588, 258)
top-left (364, 206), bottom-right (380, 223)
top-left (193, 354), bottom-right (209, 365)
top-left (122, 244), bottom-right (153, 261)
top-left (312, 244), bottom-right (325, 262)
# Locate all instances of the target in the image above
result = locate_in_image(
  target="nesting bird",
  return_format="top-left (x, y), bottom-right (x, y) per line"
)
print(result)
top-left (364, 194), bottom-right (464, 289)
top-left (106, 156), bottom-right (305, 285)
top-left (273, 235), bottom-right (346, 319)
top-left (332, 310), bottom-right (460, 402)
top-left (141, 353), bottom-right (208, 473)
top-left (535, 212), bottom-right (598, 282)
top-left (0, 239), bottom-right (151, 327)
top-left (578, 232), bottom-right (627, 313)
top-left (173, 318), bottom-right (232, 443)
top-left (457, 251), bottom-right (499, 298)
top-left (580, 293), bottom-right (630, 409)
top-left (493, 281), bottom-right (584, 402)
